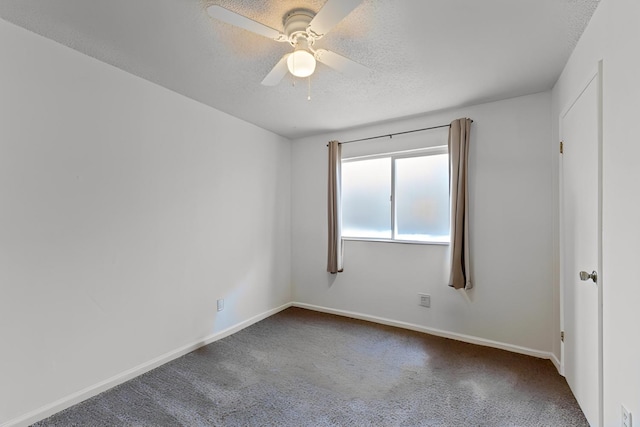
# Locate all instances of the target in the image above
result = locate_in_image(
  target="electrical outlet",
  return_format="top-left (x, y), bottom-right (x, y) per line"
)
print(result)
top-left (419, 293), bottom-right (431, 308)
top-left (622, 405), bottom-right (632, 427)
top-left (217, 299), bottom-right (224, 312)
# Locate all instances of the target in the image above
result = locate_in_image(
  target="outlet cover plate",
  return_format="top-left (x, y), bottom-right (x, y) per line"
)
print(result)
top-left (419, 293), bottom-right (431, 308)
top-left (217, 299), bottom-right (224, 312)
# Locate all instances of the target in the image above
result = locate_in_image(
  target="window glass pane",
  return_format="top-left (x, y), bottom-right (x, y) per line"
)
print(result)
top-left (342, 158), bottom-right (391, 239)
top-left (395, 154), bottom-right (449, 242)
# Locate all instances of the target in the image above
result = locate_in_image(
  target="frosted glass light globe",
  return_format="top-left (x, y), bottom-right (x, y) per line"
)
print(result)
top-left (287, 50), bottom-right (316, 78)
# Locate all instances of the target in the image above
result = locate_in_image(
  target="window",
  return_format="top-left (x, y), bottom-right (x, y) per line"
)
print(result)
top-left (342, 147), bottom-right (449, 243)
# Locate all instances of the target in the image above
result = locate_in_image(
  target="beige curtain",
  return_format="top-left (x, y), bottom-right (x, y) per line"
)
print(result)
top-left (448, 118), bottom-right (472, 290)
top-left (327, 140), bottom-right (343, 273)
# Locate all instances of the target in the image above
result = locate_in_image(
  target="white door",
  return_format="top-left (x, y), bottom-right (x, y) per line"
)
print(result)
top-left (560, 67), bottom-right (602, 426)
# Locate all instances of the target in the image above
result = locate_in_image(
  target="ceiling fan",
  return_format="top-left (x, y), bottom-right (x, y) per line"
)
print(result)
top-left (206, 0), bottom-right (368, 86)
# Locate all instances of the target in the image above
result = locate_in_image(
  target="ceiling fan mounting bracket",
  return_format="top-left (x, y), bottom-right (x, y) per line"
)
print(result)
top-left (283, 9), bottom-right (317, 47)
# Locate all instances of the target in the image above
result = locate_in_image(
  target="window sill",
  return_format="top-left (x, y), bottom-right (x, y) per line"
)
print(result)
top-left (342, 237), bottom-right (450, 246)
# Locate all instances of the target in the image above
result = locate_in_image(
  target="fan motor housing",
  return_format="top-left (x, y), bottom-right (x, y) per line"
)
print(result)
top-left (283, 9), bottom-right (315, 45)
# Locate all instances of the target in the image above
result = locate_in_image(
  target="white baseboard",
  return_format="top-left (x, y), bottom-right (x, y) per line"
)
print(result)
top-left (550, 352), bottom-right (562, 374)
top-left (293, 302), bottom-right (554, 361)
top-left (2, 302), bottom-right (292, 427)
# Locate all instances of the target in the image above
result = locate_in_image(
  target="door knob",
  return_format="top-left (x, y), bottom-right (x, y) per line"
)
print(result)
top-left (579, 270), bottom-right (598, 283)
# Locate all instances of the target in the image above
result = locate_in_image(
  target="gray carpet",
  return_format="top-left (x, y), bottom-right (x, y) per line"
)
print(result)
top-left (33, 307), bottom-right (588, 426)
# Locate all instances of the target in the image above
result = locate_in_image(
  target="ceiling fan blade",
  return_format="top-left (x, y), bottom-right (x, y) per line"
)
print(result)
top-left (261, 54), bottom-right (290, 86)
top-left (308, 0), bottom-right (363, 37)
top-left (315, 49), bottom-right (368, 77)
top-left (207, 5), bottom-right (284, 40)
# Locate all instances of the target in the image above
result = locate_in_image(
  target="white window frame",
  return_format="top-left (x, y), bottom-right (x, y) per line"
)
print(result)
top-left (341, 146), bottom-right (450, 245)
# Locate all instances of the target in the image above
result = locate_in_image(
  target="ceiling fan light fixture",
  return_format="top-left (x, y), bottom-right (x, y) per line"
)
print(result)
top-left (287, 49), bottom-right (316, 78)
top-left (208, 2), bottom-right (368, 86)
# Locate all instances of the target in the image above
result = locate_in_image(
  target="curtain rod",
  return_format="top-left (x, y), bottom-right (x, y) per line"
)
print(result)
top-left (327, 120), bottom-right (473, 146)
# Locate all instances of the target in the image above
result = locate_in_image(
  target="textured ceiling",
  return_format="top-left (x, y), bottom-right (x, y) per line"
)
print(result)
top-left (0, 0), bottom-right (600, 139)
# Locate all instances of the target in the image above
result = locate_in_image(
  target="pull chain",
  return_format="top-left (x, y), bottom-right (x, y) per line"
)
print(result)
top-left (290, 76), bottom-right (312, 100)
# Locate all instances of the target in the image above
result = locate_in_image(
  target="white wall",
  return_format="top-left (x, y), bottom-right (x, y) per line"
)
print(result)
top-left (552, 0), bottom-right (640, 425)
top-left (0, 19), bottom-right (291, 426)
top-left (292, 92), bottom-right (554, 355)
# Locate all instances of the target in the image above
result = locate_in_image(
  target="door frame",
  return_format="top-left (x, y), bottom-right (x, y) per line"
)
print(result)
top-left (558, 60), bottom-right (603, 426)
